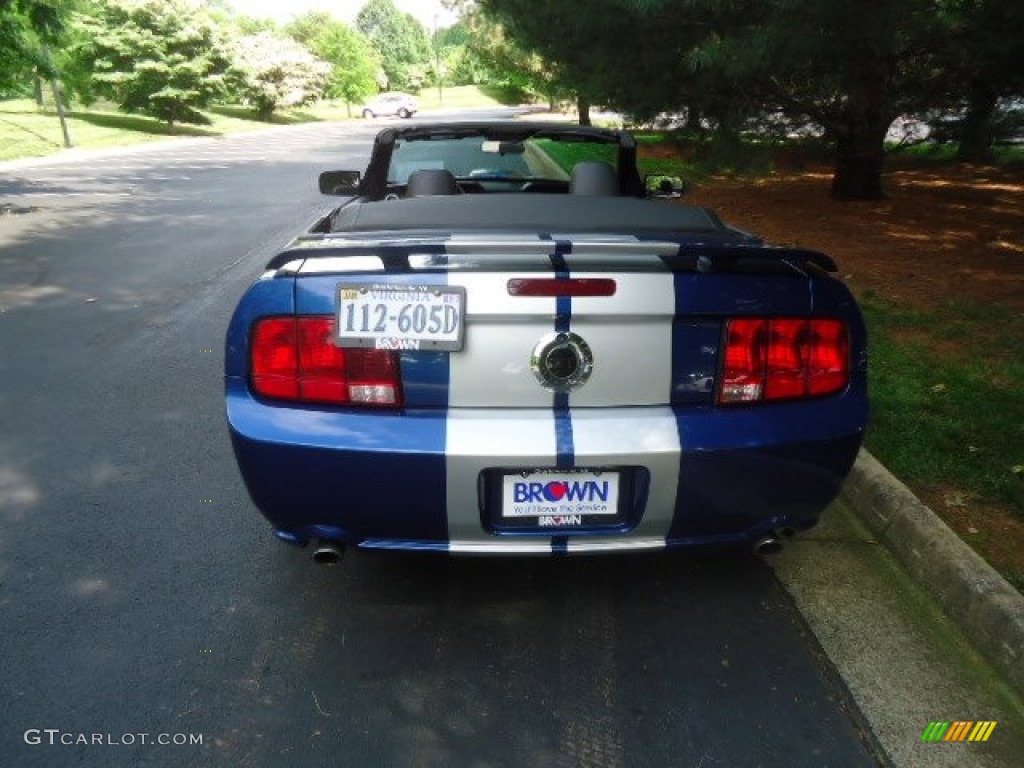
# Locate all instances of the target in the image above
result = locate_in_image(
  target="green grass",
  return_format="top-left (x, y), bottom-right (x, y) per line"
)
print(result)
top-left (415, 84), bottom-right (509, 111)
top-left (532, 137), bottom-right (618, 171)
top-left (861, 293), bottom-right (1024, 516)
top-left (0, 86), bottom-right (510, 162)
top-left (0, 98), bottom-right (355, 162)
top-left (0, 99), bottom-right (176, 160)
top-left (888, 141), bottom-right (1024, 167)
top-left (535, 130), bottom-right (790, 183)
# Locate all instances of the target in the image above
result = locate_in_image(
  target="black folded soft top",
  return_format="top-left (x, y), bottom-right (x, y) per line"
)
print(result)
top-left (330, 194), bottom-right (728, 235)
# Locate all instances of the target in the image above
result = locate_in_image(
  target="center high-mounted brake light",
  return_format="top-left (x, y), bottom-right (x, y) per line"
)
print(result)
top-left (507, 278), bottom-right (617, 297)
top-left (718, 317), bottom-right (849, 404)
top-left (250, 317), bottom-right (402, 407)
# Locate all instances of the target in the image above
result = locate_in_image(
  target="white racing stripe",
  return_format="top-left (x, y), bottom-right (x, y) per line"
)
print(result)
top-left (445, 272), bottom-right (557, 408)
top-left (563, 263), bottom-right (681, 546)
top-left (449, 541), bottom-right (556, 555)
top-left (444, 409), bottom-right (559, 546)
top-left (564, 538), bottom-right (668, 554)
top-left (443, 235), bottom-right (561, 549)
top-left (563, 271), bottom-right (675, 407)
top-left (443, 237), bottom-right (683, 552)
top-left (566, 407), bottom-right (681, 545)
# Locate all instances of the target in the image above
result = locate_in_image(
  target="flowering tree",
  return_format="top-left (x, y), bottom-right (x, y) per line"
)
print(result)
top-left (229, 32), bottom-right (330, 120)
top-left (286, 12), bottom-right (380, 116)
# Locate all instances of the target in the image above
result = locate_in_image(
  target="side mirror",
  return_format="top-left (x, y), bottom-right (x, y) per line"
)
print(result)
top-left (319, 170), bottom-right (361, 196)
top-left (645, 174), bottom-right (687, 199)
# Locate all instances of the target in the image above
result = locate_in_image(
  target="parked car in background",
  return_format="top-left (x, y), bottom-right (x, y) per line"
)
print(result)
top-left (225, 122), bottom-right (868, 563)
top-left (361, 92), bottom-right (417, 119)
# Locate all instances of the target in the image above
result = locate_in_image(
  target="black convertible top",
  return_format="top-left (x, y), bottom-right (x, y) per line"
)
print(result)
top-left (330, 194), bottom-right (729, 235)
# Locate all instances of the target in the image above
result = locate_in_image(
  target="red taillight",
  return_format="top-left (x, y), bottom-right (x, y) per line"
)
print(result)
top-left (807, 319), bottom-right (849, 396)
top-left (765, 318), bottom-right (807, 400)
top-left (250, 317), bottom-right (402, 406)
top-left (720, 318), bottom-right (767, 403)
top-left (251, 318), bottom-right (300, 399)
top-left (718, 317), bottom-right (849, 405)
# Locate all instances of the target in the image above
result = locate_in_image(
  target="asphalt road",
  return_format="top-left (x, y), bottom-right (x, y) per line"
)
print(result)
top-left (0, 113), bottom-right (884, 767)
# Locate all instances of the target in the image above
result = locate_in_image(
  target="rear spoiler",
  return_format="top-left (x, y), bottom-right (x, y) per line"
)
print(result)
top-left (265, 234), bottom-right (838, 276)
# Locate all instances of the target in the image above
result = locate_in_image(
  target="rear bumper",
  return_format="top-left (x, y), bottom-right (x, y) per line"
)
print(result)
top-left (227, 377), bottom-right (866, 554)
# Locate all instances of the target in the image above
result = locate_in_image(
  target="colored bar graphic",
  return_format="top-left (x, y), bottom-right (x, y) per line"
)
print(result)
top-left (968, 722), bottom-right (997, 742)
top-left (944, 721), bottom-right (972, 741)
top-left (921, 721), bottom-right (997, 742)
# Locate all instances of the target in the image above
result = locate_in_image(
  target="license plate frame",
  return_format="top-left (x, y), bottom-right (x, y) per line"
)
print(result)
top-left (491, 468), bottom-right (630, 531)
top-left (335, 283), bottom-right (466, 351)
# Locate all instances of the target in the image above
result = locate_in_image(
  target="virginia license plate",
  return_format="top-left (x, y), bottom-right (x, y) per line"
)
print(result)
top-left (335, 283), bottom-right (466, 351)
top-left (501, 469), bottom-right (621, 522)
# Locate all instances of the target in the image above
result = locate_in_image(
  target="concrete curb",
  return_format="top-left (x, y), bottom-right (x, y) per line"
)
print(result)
top-left (523, 142), bottom-right (569, 181)
top-left (842, 448), bottom-right (1024, 693)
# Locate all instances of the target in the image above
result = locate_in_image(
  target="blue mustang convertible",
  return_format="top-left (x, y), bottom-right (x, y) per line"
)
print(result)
top-left (225, 123), bottom-right (868, 562)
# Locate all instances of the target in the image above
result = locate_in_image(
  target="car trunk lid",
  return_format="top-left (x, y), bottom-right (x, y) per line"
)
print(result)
top-left (288, 236), bottom-right (818, 409)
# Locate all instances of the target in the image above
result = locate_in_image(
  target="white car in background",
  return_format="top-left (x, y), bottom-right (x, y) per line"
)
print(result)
top-left (362, 92), bottom-right (418, 119)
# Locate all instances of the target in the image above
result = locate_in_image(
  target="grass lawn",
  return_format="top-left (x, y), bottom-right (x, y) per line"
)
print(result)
top-left (0, 99), bottom-right (314, 161)
top-left (416, 84), bottom-right (511, 111)
top-left (533, 133), bottom-right (700, 180)
top-left (862, 294), bottom-right (1024, 509)
top-left (0, 86), bottom-right (511, 163)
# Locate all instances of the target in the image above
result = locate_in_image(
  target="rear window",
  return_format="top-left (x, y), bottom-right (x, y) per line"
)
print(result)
top-left (387, 136), bottom-right (618, 185)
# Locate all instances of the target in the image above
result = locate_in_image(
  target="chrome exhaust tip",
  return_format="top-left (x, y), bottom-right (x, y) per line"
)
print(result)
top-left (753, 534), bottom-right (783, 556)
top-left (312, 539), bottom-right (345, 565)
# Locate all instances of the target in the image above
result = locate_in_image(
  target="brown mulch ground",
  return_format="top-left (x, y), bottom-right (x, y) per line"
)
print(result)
top-left (679, 159), bottom-right (1024, 584)
top-left (685, 164), bottom-right (1024, 313)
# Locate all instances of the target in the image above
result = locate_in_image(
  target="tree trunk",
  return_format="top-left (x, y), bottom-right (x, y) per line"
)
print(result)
top-left (576, 93), bottom-right (591, 126)
top-left (685, 103), bottom-right (702, 134)
top-left (826, 52), bottom-right (895, 200)
top-left (49, 79), bottom-right (73, 149)
top-left (957, 82), bottom-right (997, 163)
top-left (831, 129), bottom-right (887, 200)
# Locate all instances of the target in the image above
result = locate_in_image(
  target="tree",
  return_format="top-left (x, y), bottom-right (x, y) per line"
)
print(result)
top-left (458, 7), bottom-right (561, 103)
top-left (66, 0), bottom-right (231, 125)
top-left (940, 0), bottom-right (1024, 161)
top-left (0, 0), bottom-right (66, 94)
top-left (286, 12), bottom-right (380, 116)
top-left (473, 0), bottom-right (623, 116)
top-left (355, 0), bottom-right (432, 91)
top-left (476, 0), bottom-right (729, 126)
top-left (481, 0), bottom-right (950, 200)
top-left (228, 32), bottom-right (329, 120)
top-left (690, 0), bottom-right (949, 199)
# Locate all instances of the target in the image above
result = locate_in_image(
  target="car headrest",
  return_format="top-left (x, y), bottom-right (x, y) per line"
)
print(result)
top-left (406, 169), bottom-right (460, 196)
top-left (569, 161), bottom-right (619, 196)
